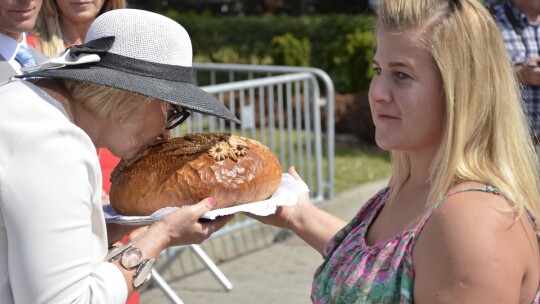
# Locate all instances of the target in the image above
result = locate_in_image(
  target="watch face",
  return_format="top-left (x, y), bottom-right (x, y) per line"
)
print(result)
top-left (122, 247), bottom-right (144, 269)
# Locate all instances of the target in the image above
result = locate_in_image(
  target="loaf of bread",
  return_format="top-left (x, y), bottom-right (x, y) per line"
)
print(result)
top-left (109, 133), bottom-right (283, 216)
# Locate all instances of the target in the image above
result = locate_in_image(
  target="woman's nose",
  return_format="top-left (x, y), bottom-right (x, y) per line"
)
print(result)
top-left (368, 76), bottom-right (391, 104)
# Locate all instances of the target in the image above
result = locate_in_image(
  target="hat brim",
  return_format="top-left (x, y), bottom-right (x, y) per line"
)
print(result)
top-left (24, 65), bottom-right (241, 124)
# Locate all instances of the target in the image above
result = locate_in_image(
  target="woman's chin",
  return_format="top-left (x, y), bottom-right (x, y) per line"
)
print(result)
top-left (374, 137), bottom-right (395, 151)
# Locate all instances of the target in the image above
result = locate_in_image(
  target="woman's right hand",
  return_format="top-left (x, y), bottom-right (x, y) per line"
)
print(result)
top-left (244, 166), bottom-right (313, 231)
top-left (520, 56), bottom-right (540, 86)
top-left (245, 166), bottom-right (347, 253)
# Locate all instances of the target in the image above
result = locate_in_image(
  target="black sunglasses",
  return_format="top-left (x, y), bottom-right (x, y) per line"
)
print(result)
top-left (165, 104), bottom-right (191, 130)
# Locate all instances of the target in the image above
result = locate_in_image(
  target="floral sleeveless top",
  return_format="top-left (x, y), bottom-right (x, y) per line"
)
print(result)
top-left (311, 186), bottom-right (540, 303)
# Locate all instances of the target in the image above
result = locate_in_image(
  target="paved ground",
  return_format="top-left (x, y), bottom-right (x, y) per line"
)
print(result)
top-left (140, 178), bottom-right (388, 304)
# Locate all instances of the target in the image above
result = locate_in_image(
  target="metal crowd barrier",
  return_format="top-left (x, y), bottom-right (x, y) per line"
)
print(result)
top-left (152, 64), bottom-right (335, 303)
top-left (191, 62), bottom-right (335, 201)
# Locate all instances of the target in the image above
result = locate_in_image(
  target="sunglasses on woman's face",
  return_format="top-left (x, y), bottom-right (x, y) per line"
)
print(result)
top-left (165, 104), bottom-right (191, 130)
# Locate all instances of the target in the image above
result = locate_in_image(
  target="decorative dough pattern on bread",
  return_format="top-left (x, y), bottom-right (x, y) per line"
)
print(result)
top-left (109, 133), bottom-right (283, 216)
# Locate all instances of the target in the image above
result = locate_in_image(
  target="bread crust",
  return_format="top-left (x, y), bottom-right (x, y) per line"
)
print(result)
top-left (109, 133), bottom-right (283, 216)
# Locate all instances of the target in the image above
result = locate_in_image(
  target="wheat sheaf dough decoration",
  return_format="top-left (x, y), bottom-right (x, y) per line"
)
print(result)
top-left (109, 132), bottom-right (283, 216)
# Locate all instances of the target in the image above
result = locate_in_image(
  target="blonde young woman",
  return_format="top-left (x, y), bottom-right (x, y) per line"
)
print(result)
top-left (248, 0), bottom-right (540, 302)
top-left (31, 0), bottom-right (125, 56)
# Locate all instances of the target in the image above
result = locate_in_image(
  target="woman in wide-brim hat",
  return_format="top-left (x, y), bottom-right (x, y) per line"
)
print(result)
top-left (0, 9), bottom-right (238, 303)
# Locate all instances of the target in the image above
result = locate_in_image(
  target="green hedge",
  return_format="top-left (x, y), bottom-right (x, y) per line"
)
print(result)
top-left (271, 33), bottom-right (311, 67)
top-left (165, 11), bottom-right (376, 93)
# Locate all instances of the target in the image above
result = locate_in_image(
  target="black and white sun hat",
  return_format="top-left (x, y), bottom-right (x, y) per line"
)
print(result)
top-left (22, 9), bottom-right (240, 124)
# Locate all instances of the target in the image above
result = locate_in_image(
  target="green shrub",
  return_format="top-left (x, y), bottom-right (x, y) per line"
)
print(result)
top-left (271, 33), bottom-right (311, 66)
top-left (344, 30), bottom-right (376, 91)
top-left (164, 12), bottom-right (377, 93)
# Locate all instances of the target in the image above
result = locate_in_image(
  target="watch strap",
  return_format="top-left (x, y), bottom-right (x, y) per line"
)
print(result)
top-left (104, 242), bottom-right (132, 262)
top-left (133, 258), bottom-right (156, 291)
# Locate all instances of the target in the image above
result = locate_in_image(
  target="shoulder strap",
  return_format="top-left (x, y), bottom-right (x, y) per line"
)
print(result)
top-left (410, 185), bottom-right (502, 246)
top-left (433, 185), bottom-right (502, 209)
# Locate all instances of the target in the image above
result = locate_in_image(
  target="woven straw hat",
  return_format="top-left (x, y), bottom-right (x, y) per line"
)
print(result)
top-left (22, 9), bottom-right (240, 123)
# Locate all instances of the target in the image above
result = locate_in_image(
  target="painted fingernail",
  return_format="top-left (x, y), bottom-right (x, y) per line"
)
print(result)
top-left (208, 197), bottom-right (216, 207)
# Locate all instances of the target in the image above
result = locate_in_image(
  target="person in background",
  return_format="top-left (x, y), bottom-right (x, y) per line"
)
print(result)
top-left (0, 0), bottom-right (47, 82)
top-left (368, 0), bottom-right (379, 10)
top-left (30, 0), bottom-right (125, 54)
top-left (491, 0), bottom-right (540, 145)
top-left (28, 0), bottom-right (127, 202)
top-left (0, 8), bottom-right (237, 303)
top-left (29, 0), bottom-right (126, 200)
top-left (248, 0), bottom-right (540, 302)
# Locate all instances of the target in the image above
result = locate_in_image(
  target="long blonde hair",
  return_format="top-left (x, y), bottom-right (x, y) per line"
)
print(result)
top-left (378, 0), bottom-right (540, 219)
top-left (32, 0), bottom-right (126, 56)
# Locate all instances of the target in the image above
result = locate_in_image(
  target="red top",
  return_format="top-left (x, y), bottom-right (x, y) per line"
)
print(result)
top-left (25, 33), bottom-right (37, 48)
top-left (96, 148), bottom-right (120, 194)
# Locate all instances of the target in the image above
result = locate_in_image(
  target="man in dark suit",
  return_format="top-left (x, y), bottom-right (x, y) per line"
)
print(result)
top-left (0, 0), bottom-right (47, 83)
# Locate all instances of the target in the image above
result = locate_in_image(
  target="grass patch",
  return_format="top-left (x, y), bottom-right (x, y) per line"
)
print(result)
top-left (333, 141), bottom-right (392, 194)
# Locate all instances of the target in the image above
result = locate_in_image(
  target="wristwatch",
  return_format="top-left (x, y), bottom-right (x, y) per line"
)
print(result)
top-left (104, 242), bottom-right (156, 291)
top-left (121, 246), bottom-right (145, 270)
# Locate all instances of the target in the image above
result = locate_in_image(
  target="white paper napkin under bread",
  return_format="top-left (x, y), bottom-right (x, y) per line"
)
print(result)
top-left (103, 173), bottom-right (309, 225)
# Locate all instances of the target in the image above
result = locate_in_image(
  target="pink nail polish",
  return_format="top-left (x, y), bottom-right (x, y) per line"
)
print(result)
top-left (209, 197), bottom-right (216, 206)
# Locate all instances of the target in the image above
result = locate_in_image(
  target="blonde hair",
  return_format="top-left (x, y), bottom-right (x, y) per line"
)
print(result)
top-left (32, 0), bottom-right (126, 56)
top-left (61, 80), bottom-right (153, 124)
top-left (378, 0), bottom-right (540, 219)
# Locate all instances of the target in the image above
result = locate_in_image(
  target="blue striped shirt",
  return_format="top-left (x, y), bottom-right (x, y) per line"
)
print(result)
top-left (492, 1), bottom-right (540, 134)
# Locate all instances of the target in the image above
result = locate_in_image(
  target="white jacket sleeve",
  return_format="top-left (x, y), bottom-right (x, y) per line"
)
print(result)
top-left (0, 119), bottom-right (128, 303)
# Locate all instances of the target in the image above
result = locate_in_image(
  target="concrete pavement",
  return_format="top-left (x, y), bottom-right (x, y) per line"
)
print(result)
top-left (140, 178), bottom-right (389, 304)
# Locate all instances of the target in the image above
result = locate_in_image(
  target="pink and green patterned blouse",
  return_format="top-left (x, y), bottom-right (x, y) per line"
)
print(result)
top-left (311, 186), bottom-right (540, 303)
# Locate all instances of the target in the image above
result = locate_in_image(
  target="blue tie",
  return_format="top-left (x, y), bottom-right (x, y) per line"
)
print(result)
top-left (15, 45), bottom-right (37, 68)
